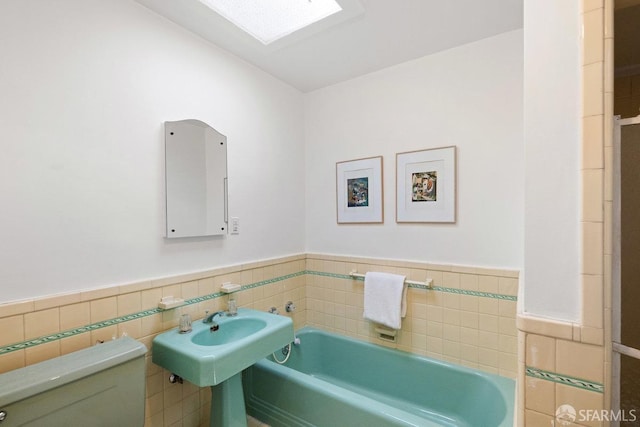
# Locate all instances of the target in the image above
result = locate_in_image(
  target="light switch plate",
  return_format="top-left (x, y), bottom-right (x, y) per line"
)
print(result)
top-left (231, 217), bottom-right (240, 234)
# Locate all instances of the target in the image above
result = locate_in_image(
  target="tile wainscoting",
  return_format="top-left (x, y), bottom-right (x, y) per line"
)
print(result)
top-left (519, 315), bottom-right (606, 427)
top-left (0, 254), bottom-right (307, 427)
top-left (305, 253), bottom-right (520, 379)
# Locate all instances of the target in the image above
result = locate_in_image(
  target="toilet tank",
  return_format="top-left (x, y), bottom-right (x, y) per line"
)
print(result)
top-left (0, 337), bottom-right (147, 427)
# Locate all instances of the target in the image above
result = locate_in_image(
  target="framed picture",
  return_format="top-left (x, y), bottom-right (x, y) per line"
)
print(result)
top-left (336, 156), bottom-right (383, 224)
top-left (396, 146), bottom-right (456, 223)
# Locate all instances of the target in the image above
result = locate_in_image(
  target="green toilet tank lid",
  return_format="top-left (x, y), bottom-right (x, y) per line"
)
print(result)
top-left (0, 336), bottom-right (147, 406)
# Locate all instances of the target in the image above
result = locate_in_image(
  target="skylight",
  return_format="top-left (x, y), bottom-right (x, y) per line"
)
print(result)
top-left (198, 0), bottom-right (343, 45)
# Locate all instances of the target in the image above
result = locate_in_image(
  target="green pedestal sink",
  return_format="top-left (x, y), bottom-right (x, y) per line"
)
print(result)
top-left (152, 308), bottom-right (294, 427)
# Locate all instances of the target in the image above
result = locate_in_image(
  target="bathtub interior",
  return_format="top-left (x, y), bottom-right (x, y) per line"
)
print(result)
top-left (245, 327), bottom-right (515, 427)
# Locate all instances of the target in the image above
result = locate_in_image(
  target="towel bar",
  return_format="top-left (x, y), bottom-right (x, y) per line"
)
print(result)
top-left (350, 270), bottom-right (432, 288)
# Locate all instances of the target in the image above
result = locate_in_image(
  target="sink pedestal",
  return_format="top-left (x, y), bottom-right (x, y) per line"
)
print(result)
top-left (210, 372), bottom-right (247, 427)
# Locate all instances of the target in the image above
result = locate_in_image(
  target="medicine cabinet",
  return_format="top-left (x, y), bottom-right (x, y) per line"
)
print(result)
top-left (165, 120), bottom-right (227, 238)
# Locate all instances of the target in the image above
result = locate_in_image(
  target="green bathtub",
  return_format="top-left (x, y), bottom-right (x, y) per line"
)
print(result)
top-left (244, 327), bottom-right (514, 427)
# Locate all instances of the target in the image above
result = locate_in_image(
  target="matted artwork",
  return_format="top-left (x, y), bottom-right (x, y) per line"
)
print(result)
top-left (396, 146), bottom-right (456, 223)
top-left (336, 156), bottom-right (383, 224)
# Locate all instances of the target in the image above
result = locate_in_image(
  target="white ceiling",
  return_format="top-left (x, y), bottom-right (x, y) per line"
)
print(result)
top-left (134, 0), bottom-right (523, 92)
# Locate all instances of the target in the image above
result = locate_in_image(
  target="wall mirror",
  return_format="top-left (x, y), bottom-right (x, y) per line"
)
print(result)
top-left (165, 119), bottom-right (227, 238)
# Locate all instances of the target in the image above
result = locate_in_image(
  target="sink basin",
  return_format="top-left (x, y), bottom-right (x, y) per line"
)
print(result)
top-left (191, 318), bottom-right (266, 346)
top-left (152, 308), bottom-right (294, 387)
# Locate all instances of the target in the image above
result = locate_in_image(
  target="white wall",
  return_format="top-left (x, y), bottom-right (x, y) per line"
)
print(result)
top-left (523, 0), bottom-right (581, 321)
top-left (304, 30), bottom-right (524, 270)
top-left (0, 0), bottom-right (305, 303)
top-left (0, 0), bottom-right (579, 322)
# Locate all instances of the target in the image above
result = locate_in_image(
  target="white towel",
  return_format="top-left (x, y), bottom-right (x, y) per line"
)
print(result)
top-left (363, 272), bottom-right (407, 330)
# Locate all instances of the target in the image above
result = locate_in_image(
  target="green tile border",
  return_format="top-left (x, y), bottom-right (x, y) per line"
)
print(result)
top-left (0, 308), bottom-right (162, 355)
top-left (0, 269), bottom-right (515, 356)
top-left (306, 270), bottom-right (517, 301)
top-left (0, 272), bottom-right (306, 356)
top-left (526, 366), bottom-right (604, 393)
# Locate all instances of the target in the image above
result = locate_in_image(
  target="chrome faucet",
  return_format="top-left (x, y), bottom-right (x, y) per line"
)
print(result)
top-left (203, 310), bottom-right (226, 324)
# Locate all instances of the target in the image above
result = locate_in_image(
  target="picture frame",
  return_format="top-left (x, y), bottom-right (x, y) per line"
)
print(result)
top-left (396, 146), bottom-right (456, 223)
top-left (336, 156), bottom-right (383, 224)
